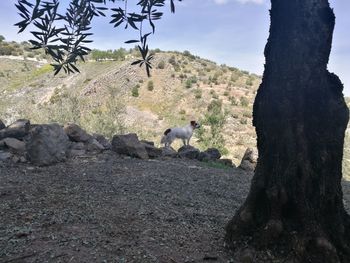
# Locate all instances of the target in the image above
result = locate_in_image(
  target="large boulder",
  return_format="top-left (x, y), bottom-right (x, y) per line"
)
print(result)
top-left (26, 123), bottom-right (70, 166)
top-left (239, 147), bottom-right (258, 172)
top-left (178, 145), bottom-right (200, 159)
top-left (0, 119), bottom-right (30, 140)
top-left (198, 148), bottom-right (221, 161)
top-left (112, 133), bottom-right (148, 159)
top-left (64, 123), bottom-right (92, 142)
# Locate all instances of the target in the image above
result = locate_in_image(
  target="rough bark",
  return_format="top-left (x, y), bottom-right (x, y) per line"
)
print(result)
top-left (225, 1), bottom-right (350, 262)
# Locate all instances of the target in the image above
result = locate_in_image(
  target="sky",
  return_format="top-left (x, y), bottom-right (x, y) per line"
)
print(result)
top-left (0, 0), bottom-right (349, 95)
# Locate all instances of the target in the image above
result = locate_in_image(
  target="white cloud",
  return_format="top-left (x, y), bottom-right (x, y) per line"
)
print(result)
top-left (213, 0), bottom-right (264, 5)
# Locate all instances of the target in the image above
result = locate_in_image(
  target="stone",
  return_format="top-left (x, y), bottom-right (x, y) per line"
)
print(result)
top-left (0, 119), bottom-right (5, 130)
top-left (93, 133), bottom-right (112, 150)
top-left (68, 149), bottom-right (86, 158)
top-left (112, 133), bottom-right (148, 159)
top-left (178, 145), bottom-right (200, 159)
top-left (198, 148), bottom-right (221, 162)
top-left (0, 150), bottom-right (12, 161)
top-left (140, 140), bottom-right (155, 146)
top-left (86, 139), bottom-right (105, 152)
top-left (26, 123), bottom-right (69, 166)
top-left (239, 147), bottom-right (258, 172)
top-left (0, 119), bottom-right (30, 140)
top-left (70, 142), bottom-right (85, 150)
top-left (1, 138), bottom-right (26, 154)
top-left (160, 147), bottom-right (178, 158)
top-left (64, 123), bottom-right (92, 142)
top-left (204, 148), bottom-right (221, 160)
top-left (143, 143), bottom-right (162, 158)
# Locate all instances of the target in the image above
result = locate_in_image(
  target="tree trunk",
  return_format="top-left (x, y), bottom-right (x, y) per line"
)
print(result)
top-left (225, 0), bottom-right (350, 262)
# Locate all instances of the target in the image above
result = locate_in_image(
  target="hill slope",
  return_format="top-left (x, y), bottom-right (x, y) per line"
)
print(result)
top-left (0, 50), bottom-right (260, 164)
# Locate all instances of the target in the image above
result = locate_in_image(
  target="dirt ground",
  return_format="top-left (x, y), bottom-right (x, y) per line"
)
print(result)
top-left (1, 152), bottom-right (350, 263)
top-left (0, 152), bottom-right (252, 263)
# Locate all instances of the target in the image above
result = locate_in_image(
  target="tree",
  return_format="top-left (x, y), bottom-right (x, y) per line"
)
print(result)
top-left (0, 35), bottom-right (5, 42)
top-left (15, 0), bottom-right (181, 75)
top-left (16, 0), bottom-right (350, 261)
top-left (225, 1), bottom-right (350, 262)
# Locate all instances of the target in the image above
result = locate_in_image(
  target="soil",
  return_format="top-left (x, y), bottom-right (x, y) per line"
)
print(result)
top-left (1, 152), bottom-right (350, 263)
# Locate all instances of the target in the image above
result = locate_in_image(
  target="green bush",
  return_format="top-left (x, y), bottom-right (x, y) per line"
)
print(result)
top-left (157, 60), bottom-right (165, 69)
top-left (132, 84), bottom-right (140, 97)
top-left (197, 99), bottom-right (228, 155)
top-left (147, 80), bottom-right (154, 91)
top-left (246, 78), bottom-right (253, 86)
top-left (185, 79), bottom-right (192, 89)
top-left (194, 89), bottom-right (202, 99)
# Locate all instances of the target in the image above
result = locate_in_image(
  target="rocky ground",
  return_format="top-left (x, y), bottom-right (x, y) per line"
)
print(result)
top-left (1, 152), bottom-right (350, 263)
top-left (0, 151), bottom-right (252, 263)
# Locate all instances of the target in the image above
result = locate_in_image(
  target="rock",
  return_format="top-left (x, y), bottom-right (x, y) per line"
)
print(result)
top-left (0, 140), bottom-right (5, 149)
top-left (0, 150), bottom-right (13, 161)
top-left (178, 145), bottom-right (200, 159)
top-left (86, 139), bottom-right (105, 152)
top-left (0, 120), bottom-right (5, 130)
top-left (64, 123), bottom-right (92, 142)
top-left (198, 148), bottom-right (222, 161)
top-left (68, 149), bottom-right (86, 158)
top-left (93, 134), bottom-right (112, 150)
top-left (112, 133), bottom-right (149, 159)
top-left (216, 158), bottom-right (235, 168)
top-left (205, 148), bottom-right (221, 160)
top-left (160, 147), bottom-right (178, 158)
top-left (70, 142), bottom-right (85, 150)
top-left (1, 138), bottom-right (26, 154)
top-left (0, 119), bottom-right (30, 140)
top-left (143, 143), bottom-right (162, 158)
top-left (239, 147), bottom-right (258, 172)
top-left (141, 140), bottom-right (155, 146)
top-left (26, 123), bottom-right (69, 166)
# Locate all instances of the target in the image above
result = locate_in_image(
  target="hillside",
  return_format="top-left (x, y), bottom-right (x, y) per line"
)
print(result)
top-left (0, 46), bottom-right (259, 165)
top-left (1, 41), bottom-right (350, 178)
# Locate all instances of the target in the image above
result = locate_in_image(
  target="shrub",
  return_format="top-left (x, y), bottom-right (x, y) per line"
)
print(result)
top-left (243, 110), bottom-right (252, 118)
top-left (197, 100), bottom-right (228, 155)
top-left (185, 79), bottom-right (192, 89)
top-left (194, 89), bottom-right (202, 99)
top-left (229, 96), bottom-right (238, 106)
top-left (240, 96), bottom-right (249, 107)
top-left (240, 118), bottom-right (248, 125)
top-left (157, 60), bottom-right (165, 69)
top-left (246, 78), bottom-right (253, 86)
top-left (132, 84), bottom-right (140, 97)
top-left (147, 80), bottom-right (154, 91)
top-left (168, 55), bottom-right (176, 65)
